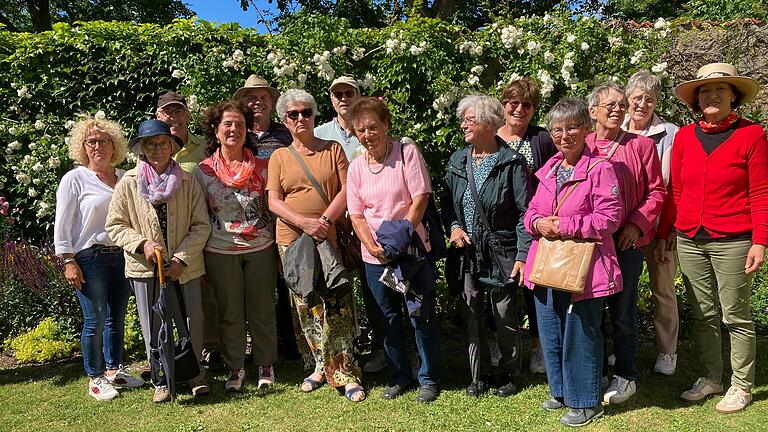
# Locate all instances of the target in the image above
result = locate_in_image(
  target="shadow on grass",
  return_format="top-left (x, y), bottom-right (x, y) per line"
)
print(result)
top-left (0, 355), bottom-right (83, 387)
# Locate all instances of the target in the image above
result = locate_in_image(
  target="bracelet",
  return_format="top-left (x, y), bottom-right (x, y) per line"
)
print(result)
top-left (320, 215), bottom-right (332, 224)
top-left (63, 258), bottom-right (77, 265)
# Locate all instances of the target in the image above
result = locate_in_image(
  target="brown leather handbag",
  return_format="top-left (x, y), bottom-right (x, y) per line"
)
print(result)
top-left (527, 157), bottom-right (610, 294)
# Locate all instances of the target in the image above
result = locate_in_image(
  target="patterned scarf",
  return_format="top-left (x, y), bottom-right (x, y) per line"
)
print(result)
top-left (213, 147), bottom-right (257, 189)
top-left (137, 159), bottom-right (184, 204)
top-left (699, 112), bottom-right (739, 133)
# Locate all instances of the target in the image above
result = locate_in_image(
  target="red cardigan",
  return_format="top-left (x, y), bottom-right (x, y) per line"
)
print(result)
top-left (657, 119), bottom-right (768, 245)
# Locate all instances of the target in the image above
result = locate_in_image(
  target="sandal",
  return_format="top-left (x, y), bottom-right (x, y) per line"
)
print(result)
top-left (301, 376), bottom-right (324, 393)
top-left (345, 385), bottom-right (366, 402)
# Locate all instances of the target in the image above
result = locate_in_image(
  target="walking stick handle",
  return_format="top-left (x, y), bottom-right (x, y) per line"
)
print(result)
top-left (155, 249), bottom-right (165, 284)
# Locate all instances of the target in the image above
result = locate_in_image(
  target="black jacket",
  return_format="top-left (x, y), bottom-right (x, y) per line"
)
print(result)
top-left (441, 138), bottom-right (532, 289)
top-left (505, 125), bottom-right (558, 191)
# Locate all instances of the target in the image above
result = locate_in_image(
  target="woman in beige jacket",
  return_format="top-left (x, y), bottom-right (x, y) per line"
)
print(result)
top-left (106, 119), bottom-right (211, 403)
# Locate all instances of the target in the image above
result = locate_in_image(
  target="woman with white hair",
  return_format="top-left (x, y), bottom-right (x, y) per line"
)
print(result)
top-left (106, 119), bottom-right (211, 402)
top-left (442, 94), bottom-right (531, 398)
top-left (54, 116), bottom-right (144, 401)
top-left (267, 89), bottom-right (365, 402)
top-left (622, 70), bottom-right (680, 376)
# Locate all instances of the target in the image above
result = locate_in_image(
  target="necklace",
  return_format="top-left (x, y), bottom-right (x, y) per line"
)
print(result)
top-left (366, 142), bottom-right (391, 175)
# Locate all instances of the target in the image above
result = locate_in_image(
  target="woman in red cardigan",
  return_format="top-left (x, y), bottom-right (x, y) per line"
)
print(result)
top-left (655, 63), bottom-right (767, 414)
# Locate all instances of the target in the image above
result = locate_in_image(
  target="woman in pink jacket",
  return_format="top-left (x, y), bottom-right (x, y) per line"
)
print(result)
top-left (524, 98), bottom-right (623, 428)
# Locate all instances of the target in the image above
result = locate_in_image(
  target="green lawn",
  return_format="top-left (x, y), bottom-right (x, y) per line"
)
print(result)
top-left (1, 332), bottom-right (767, 432)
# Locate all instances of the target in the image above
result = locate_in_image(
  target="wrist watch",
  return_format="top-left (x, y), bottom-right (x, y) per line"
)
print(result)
top-left (63, 258), bottom-right (77, 265)
top-left (320, 215), bottom-right (332, 224)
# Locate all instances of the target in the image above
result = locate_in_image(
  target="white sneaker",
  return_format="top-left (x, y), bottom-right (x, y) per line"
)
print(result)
top-left (225, 369), bottom-right (245, 392)
top-left (257, 365), bottom-right (274, 390)
top-left (489, 342), bottom-right (502, 368)
top-left (105, 366), bottom-right (145, 389)
top-left (603, 376), bottom-right (636, 404)
top-left (529, 348), bottom-right (546, 374)
top-left (680, 377), bottom-right (723, 402)
top-left (654, 353), bottom-right (677, 376)
top-left (88, 376), bottom-right (119, 401)
top-left (363, 350), bottom-right (388, 373)
top-left (715, 386), bottom-right (752, 413)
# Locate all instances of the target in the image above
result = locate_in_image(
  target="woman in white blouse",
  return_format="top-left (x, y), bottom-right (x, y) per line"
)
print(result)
top-left (54, 116), bottom-right (144, 401)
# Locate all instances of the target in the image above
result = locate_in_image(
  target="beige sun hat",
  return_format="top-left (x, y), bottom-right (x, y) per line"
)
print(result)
top-left (329, 76), bottom-right (359, 93)
top-left (233, 74), bottom-right (280, 102)
top-left (675, 62), bottom-right (759, 107)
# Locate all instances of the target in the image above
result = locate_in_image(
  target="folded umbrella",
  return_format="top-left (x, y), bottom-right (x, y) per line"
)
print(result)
top-left (151, 250), bottom-right (177, 400)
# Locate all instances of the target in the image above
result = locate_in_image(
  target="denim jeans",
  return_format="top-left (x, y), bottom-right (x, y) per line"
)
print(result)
top-left (534, 287), bottom-right (604, 409)
top-left (604, 245), bottom-right (645, 381)
top-left (75, 247), bottom-right (132, 377)
top-left (364, 263), bottom-right (442, 386)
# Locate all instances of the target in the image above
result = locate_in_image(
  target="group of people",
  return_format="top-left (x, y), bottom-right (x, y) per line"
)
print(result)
top-left (52, 62), bottom-right (766, 427)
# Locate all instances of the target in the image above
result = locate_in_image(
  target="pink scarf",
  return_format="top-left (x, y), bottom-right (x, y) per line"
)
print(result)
top-left (137, 160), bottom-right (184, 204)
top-left (213, 147), bottom-right (258, 189)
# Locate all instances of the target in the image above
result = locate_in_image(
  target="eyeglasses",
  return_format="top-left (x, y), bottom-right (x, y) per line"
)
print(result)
top-left (244, 94), bottom-right (271, 104)
top-left (143, 140), bottom-right (173, 151)
top-left (460, 116), bottom-right (478, 126)
top-left (598, 101), bottom-right (628, 111)
top-left (333, 90), bottom-right (357, 100)
top-left (159, 106), bottom-right (187, 117)
top-left (285, 108), bottom-right (314, 121)
top-left (550, 124), bottom-right (583, 138)
top-left (505, 100), bottom-right (533, 110)
top-left (84, 138), bottom-right (113, 148)
top-left (630, 95), bottom-right (657, 105)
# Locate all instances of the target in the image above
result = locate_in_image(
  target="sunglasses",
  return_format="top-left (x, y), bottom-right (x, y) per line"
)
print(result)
top-left (505, 100), bottom-right (533, 110)
top-left (286, 108), bottom-right (314, 120)
top-left (333, 90), bottom-right (357, 100)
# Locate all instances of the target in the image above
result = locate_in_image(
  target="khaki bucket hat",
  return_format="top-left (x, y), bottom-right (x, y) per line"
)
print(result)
top-left (233, 74), bottom-right (280, 102)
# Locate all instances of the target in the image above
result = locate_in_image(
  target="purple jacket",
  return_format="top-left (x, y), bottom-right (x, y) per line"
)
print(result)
top-left (523, 148), bottom-right (624, 301)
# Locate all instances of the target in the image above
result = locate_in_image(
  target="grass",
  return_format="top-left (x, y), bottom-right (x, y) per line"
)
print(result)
top-left (1, 329), bottom-right (767, 432)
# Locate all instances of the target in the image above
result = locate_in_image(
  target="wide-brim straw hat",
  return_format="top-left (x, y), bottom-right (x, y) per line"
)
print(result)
top-left (233, 74), bottom-right (280, 102)
top-left (675, 62), bottom-right (759, 107)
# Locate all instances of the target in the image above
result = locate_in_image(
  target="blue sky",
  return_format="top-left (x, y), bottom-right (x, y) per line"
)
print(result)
top-left (186, 0), bottom-right (279, 32)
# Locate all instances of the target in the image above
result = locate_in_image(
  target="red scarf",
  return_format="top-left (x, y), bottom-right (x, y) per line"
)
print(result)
top-left (699, 112), bottom-right (739, 133)
top-left (213, 147), bottom-right (258, 189)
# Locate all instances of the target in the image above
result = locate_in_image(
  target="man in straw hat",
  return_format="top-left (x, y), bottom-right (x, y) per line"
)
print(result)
top-left (233, 75), bottom-right (302, 366)
top-left (656, 62), bottom-right (766, 414)
top-left (233, 74), bottom-right (291, 159)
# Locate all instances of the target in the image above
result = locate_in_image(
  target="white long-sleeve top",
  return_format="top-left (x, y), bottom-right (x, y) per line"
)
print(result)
top-left (54, 166), bottom-right (125, 256)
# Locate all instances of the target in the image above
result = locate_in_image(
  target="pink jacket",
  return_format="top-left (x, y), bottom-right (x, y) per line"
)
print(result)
top-left (586, 131), bottom-right (666, 247)
top-left (524, 148), bottom-right (624, 301)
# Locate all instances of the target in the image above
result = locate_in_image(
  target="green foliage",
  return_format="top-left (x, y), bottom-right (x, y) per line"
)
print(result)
top-left (682, 0), bottom-right (768, 21)
top-left (0, 13), bottom-right (677, 241)
top-left (0, 0), bottom-right (194, 33)
top-left (5, 317), bottom-right (77, 363)
top-left (122, 295), bottom-right (145, 359)
top-left (0, 241), bottom-right (82, 343)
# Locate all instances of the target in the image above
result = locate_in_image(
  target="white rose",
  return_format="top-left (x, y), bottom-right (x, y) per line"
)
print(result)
top-left (527, 40), bottom-right (541, 56)
top-left (467, 75), bottom-right (480, 85)
top-left (28, 143), bottom-right (37, 150)
top-left (580, 42), bottom-right (589, 51)
top-left (65, 120), bottom-right (75, 130)
top-left (543, 50), bottom-right (555, 64)
top-left (471, 65), bottom-right (485, 75)
top-left (32, 162), bottom-right (43, 172)
top-left (8, 127), bottom-right (17, 135)
top-left (48, 157), bottom-right (61, 168)
top-left (232, 49), bottom-right (245, 62)
top-left (566, 34), bottom-right (576, 43)
top-left (171, 69), bottom-right (186, 79)
top-left (187, 95), bottom-right (199, 111)
top-left (95, 110), bottom-right (106, 120)
top-left (34, 120), bottom-right (45, 130)
top-left (16, 173), bottom-right (30, 185)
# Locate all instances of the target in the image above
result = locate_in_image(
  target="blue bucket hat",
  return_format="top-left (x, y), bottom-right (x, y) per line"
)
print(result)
top-left (129, 119), bottom-right (185, 153)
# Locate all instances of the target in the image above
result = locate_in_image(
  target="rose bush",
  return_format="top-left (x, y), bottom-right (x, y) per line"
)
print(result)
top-left (1, 13), bottom-right (766, 349)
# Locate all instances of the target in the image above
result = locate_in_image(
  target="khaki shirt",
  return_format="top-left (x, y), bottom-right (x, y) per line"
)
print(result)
top-left (174, 133), bottom-right (207, 174)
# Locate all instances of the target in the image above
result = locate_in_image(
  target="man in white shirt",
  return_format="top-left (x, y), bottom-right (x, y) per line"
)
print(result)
top-left (314, 76), bottom-right (362, 161)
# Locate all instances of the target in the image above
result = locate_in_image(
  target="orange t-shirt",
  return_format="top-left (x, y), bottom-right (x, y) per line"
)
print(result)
top-left (266, 141), bottom-right (349, 246)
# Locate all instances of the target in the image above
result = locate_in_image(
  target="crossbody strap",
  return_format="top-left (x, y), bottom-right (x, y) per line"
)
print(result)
top-left (465, 150), bottom-right (493, 233)
top-left (553, 132), bottom-right (623, 216)
top-left (287, 144), bottom-right (330, 206)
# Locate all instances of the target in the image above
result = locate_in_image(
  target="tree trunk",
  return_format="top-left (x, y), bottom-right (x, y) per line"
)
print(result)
top-left (26, 0), bottom-right (52, 31)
